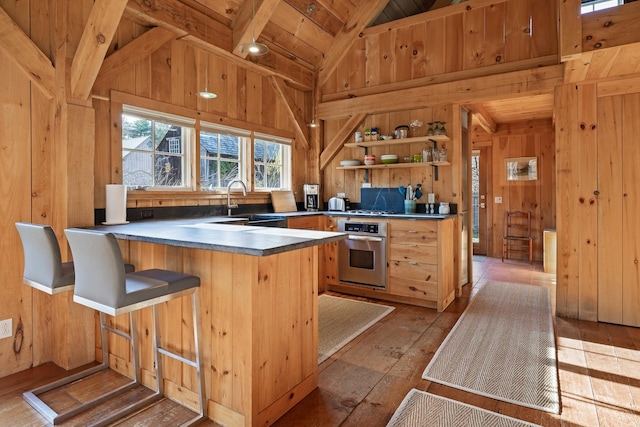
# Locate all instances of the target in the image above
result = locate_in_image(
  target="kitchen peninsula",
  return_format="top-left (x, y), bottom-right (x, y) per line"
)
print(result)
top-left (93, 219), bottom-right (346, 427)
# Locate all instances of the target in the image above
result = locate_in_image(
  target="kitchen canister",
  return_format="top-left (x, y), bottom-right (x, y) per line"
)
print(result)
top-left (438, 202), bottom-right (450, 215)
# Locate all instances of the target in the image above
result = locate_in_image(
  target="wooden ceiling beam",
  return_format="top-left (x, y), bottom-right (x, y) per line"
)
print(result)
top-left (268, 76), bottom-right (309, 148)
top-left (317, 0), bottom-right (390, 88)
top-left (0, 6), bottom-right (55, 99)
top-left (232, 0), bottom-right (281, 58)
top-left (125, 0), bottom-right (314, 90)
top-left (467, 104), bottom-right (497, 134)
top-left (70, 0), bottom-right (128, 100)
top-left (94, 27), bottom-right (176, 88)
top-left (320, 113), bottom-right (367, 170)
top-left (318, 65), bottom-right (564, 120)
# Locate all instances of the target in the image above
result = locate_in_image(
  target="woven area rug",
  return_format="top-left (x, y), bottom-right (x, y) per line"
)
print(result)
top-left (422, 281), bottom-right (560, 413)
top-left (318, 294), bottom-right (394, 364)
top-left (387, 389), bottom-right (541, 427)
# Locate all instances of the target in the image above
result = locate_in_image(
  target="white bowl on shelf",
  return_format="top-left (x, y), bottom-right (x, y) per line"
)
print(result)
top-left (340, 159), bottom-right (361, 166)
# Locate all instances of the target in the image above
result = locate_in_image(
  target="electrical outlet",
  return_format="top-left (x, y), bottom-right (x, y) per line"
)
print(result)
top-left (495, 197), bottom-right (503, 204)
top-left (0, 319), bottom-right (12, 339)
top-left (141, 209), bottom-right (154, 220)
top-left (362, 183), bottom-right (371, 188)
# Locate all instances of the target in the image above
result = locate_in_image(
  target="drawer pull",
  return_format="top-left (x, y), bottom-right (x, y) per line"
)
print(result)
top-left (409, 261), bottom-right (418, 265)
top-left (407, 230), bottom-right (417, 233)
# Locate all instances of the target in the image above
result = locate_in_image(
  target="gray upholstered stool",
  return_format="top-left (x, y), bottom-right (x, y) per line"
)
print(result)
top-left (15, 222), bottom-right (135, 293)
top-left (15, 222), bottom-right (76, 294)
top-left (23, 228), bottom-right (206, 426)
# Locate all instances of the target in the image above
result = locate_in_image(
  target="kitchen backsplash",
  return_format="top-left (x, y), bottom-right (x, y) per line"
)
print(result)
top-left (361, 187), bottom-right (457, 214)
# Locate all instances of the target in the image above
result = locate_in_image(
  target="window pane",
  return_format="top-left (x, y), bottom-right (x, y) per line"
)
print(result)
top-left (254, 137), bottom-right (288, 190)
top-left (200, 130), bottom-right (241, 190)
top-left (156, 125), bottom-right (182, 154)
top-left (254, 164), bottom-right (265, 188)
top-left (220, 135), bottom-right (239, 160)
top-left (220, 161), bottom-right (239, 187)
top-left (123, 150), bottom-right (153, 186)
top-left (200, 158), bottom-right (218, 189)
top-left (122, 115), bottom-right (152, 151)
top-left (154, 154), bottom-right (183, 186)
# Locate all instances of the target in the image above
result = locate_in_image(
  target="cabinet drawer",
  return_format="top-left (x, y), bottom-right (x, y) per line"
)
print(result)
top-left (288, 216), bottom-right (320, 230)
top-left (389, 221), bottom-right (438, 245)
top-left (389, 260), bottom-right (438, 283)
top-left (388, 277), bottom-right (438, 301)
top-left (389, 244), bottom-right (437, 264)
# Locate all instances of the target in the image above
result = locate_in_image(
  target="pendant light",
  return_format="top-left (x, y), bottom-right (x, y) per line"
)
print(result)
top-left (307, 91), bottom-right (319, 127)
top-left (197, 12), bottom-right (217, 99)
top-left (245, 0), bottom-right (269, 56)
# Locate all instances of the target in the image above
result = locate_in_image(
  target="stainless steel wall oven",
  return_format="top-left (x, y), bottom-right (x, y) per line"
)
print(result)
top-left (337, 220), bottom-right (387, 289)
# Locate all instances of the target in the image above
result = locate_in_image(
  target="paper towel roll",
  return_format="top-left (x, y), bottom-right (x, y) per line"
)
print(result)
top-left (105, 184), bottom-right (127, 224)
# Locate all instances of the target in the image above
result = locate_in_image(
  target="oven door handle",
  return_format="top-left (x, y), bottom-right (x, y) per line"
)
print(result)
top-left (346, 235), bottom-right (384, 242)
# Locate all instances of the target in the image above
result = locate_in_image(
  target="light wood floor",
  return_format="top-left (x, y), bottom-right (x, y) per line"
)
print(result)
top-left (1, 257), bottom-right (639, 426)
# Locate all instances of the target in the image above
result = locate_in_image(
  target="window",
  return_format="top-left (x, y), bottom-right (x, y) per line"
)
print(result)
top-left (200, 123), bottom-right (250, 190)
top-left (581, 0), bottom-right (622, 14)
top-left (122, 106), bottom-right (194, 189)
top-left (121, 106), bottom-right (292, 192)
top-left (254, 133), bottom-right (291, 190)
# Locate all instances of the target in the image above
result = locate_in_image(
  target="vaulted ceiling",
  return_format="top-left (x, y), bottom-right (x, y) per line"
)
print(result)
top-left (121, 0), bottom-right (553, 125)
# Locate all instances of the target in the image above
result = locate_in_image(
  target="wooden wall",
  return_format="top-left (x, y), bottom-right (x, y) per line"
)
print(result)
top-left (556, 77), bottom-right (640, 325)
top-left (471, 120), bottom-right (556, 261)
top-left (94, 20), bottom-right (311, 209)
top-left (323, 106), bottom-right (457, 205)
top-left (321, 0), bottom-right (558, 97)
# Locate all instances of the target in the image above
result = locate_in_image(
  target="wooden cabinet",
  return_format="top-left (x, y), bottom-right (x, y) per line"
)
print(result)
top-left (388, 218), bottom-right (456, 312)
top-left (288, 215), bottom-right (335, 293)
top-left (325, 215), bottom-right (456, 311)
top-left (287, 215), bottom-right (322, 230)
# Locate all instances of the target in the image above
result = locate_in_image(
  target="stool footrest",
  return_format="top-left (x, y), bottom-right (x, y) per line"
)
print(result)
top-left (157, 346), bottom-right (198, 368)
top-left (23, 363), bottom-right (144, 425)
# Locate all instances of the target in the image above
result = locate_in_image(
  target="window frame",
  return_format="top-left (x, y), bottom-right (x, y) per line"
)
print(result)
top-left (199, 121), bottom-right (251, 191)
top-left (118, 102), bottom-right (294, 194)
top-left (121, 105), bottom-right (196, 191)
top-left (253, 132), bottom-right (292, 192)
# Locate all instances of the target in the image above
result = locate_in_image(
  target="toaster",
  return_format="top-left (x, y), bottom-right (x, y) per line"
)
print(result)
top-left (328, 197), bottom-right (346, 211)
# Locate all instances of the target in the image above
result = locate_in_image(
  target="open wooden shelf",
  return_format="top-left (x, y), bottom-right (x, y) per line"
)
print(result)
top-left (336, 161), bottom-right (451, 170)
top-left (344, 134), bottom-right (450, 149)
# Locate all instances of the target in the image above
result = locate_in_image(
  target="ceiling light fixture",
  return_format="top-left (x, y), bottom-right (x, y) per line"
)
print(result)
top-left (246, 0), bottom-right (269, 56)
top-left (197, 13), bottom-right (217, 99)
top-left (307, 93), bottom-right (320, 128)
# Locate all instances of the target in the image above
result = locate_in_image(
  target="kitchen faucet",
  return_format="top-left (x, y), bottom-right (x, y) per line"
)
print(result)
top-left (227, 179), bottom-right (247, 216)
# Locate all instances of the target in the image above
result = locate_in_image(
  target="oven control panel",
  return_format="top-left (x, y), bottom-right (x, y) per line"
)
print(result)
top-left (343, 222), bottom-right (380, 234)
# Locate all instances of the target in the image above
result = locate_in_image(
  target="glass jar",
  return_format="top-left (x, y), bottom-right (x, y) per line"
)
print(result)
top-left (427, 122), bottom-right (434, 136)
top-left (422, 147), bottom-right (431, 163)
top-left (439, 202), bottom-right (450, 215)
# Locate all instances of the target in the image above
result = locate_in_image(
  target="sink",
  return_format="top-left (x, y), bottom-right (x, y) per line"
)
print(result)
top-left (210, 214), bottom-right (287, 228)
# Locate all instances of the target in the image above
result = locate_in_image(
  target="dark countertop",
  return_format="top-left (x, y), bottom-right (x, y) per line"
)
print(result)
top-left (93, 217), bottom-right (345, 257)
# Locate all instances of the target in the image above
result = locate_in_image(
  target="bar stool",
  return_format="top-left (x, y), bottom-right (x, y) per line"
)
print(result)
top-left (15, 222), bottom-right (76, 294)
top-left (24, 228), bottom-right (206, 426)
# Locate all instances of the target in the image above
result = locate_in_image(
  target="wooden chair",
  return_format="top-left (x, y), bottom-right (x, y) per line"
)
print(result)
top-left (502, 211), bottom-right (533, 264)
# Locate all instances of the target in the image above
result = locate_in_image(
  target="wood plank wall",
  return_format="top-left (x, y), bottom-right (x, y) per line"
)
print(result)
top-left (321, 0), bottom-right (558, 97)
top-left (471, 120), bottom-right (556, 262)
top-left (93, 20), bottom-right (310, 209)
top-left (556, 78), bottom-right (640, 326)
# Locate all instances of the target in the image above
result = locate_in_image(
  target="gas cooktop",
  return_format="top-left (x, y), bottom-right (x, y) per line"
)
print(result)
top-left (344, 209), bottom-right (399, 216)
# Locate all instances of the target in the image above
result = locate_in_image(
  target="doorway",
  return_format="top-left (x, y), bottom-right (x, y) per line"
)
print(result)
top-left (472, 147), bottom-right (491, 255)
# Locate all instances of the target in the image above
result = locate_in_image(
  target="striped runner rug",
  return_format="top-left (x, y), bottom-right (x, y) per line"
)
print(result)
top-left (422, 281), bottom-right (560, 413)
top-left (387, 389), bottom-right (541, 427)
top-left (318, 294), bottom-right (395, 364)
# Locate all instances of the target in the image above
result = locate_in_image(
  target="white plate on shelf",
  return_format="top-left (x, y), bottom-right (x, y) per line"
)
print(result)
top-left (340, 159), bottom-right (361, 166)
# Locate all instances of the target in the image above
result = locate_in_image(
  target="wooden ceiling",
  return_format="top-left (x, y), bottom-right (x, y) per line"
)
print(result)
top-left (127, 0), bottom-right (551, 125)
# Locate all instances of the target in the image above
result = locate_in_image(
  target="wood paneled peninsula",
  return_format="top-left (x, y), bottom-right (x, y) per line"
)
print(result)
top-left (92, 218), bottom-right (346, 427)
